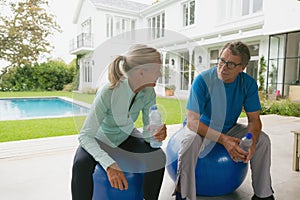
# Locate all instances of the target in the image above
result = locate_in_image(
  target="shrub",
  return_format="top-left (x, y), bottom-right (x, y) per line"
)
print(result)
top-left (82, 87), bottom-right (97, 94)
top-left (0, 59), bottom-right (76, 91)
top-left (63, 83), bottom-right (73, 92)
top-left (258, 56), bottom-right (266, 92)
top-left (260, 100), bottom-right (300, 117)
top-left (165, 85), bottom-right (176, 90)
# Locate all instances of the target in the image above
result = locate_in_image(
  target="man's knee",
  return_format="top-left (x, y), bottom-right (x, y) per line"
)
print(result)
top-left (178, 127), bottom-right (202, 159)
top-left (257, 132), bottom-right (271, 147)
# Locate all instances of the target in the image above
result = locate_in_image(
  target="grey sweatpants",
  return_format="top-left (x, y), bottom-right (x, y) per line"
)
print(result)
top-left (174, 124), bottom-right (274, 200)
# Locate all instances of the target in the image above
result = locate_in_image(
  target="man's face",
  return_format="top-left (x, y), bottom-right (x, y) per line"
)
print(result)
top-left (217, 48), bottom-right (245, 83)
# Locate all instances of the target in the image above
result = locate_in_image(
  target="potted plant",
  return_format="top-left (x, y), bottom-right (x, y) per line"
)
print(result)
top-left (165, 85), bottom-right (176, 96)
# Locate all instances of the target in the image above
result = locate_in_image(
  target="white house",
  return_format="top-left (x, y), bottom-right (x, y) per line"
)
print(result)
top-left (70, 0), bottom-right (300, 99)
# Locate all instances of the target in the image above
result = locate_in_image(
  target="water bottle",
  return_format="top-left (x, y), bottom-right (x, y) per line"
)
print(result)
top-left (239, 133), bottom-right (253, 151)
top-left (238, 133), bottom-right (253, 161)
top-left (149, 105), bottom-right (162, 148)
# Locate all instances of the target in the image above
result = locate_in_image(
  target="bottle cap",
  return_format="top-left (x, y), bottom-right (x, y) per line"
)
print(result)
top-left (246, 133), bottom-right (252, 139)
top-left (151, 105), bottom-right (158, 110)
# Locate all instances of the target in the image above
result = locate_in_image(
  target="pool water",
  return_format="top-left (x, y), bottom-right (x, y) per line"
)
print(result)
top-left (0, 97), bottom-right (90, 120)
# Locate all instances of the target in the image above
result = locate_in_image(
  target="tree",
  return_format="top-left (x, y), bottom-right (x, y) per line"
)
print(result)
top-left (0, 0), bottom-right (61, 77)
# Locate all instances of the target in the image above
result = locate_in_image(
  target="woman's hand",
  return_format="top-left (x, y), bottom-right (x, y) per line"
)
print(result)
top-left (152, 124), bottom-right (167, 142)
top-left (106, 163), bottom-right (128, 190)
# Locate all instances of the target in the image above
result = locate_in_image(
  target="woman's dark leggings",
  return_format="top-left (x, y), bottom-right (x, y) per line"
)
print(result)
top-left (71, 133), bottom-right (166, 200)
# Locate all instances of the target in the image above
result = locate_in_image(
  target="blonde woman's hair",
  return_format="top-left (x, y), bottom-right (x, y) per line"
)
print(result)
top-left (108, 44), bottom-right (161, 89)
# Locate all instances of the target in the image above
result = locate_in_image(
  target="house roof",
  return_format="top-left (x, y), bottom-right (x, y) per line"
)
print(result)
top-left (90, 0), bottom-right (150, 12)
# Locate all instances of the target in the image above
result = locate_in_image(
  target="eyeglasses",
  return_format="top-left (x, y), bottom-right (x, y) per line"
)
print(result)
top-left (218, 58), bottom-right (242, 69)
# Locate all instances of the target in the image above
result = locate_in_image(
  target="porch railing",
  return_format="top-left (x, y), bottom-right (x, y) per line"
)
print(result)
top-left (69, 33), bottom-right (94, 52)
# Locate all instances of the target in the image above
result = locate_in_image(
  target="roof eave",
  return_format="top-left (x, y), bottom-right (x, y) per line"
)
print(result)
top-left (140, 0), bottom-right (176, 16)
top-left (95, 3), bottom-right (141, 16)
top-left (73, 0), bottom-right (84, 24)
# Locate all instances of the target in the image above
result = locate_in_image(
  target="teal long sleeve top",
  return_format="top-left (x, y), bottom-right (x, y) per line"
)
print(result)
top-left (78, 78), bottom-right (156, 170)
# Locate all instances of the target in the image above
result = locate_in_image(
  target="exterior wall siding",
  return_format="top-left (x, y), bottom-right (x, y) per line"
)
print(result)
top-left (71, 0), bottom-right (300, 98)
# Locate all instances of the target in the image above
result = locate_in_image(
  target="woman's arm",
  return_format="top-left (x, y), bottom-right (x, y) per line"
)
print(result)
top-left (78, 94), bottom-right (116, 170)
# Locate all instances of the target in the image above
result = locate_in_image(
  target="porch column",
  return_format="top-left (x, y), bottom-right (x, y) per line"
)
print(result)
top-left (161, 50), bottom-right (167, 96)
top-left (78, 57), bottom-right (83, 91)
top-left (188, 47), bottom-right (194, 91)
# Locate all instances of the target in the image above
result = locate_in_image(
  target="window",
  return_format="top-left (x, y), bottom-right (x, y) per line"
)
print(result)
top-left (268, 32), bottom-right (300, 97)
top-left (246, 60), bottom-right (258, 81)
top-left (158, 54), bottom-right (170, 84)
top-left (242, 0), bottom-right (263, 16)
top-left (242, 0), bottom-right (250, 15)
top-left (115, 17), bottom-right (132, 35)
top-left (246, 44), bottom-right (260, 81)
top-left (106, 15), bottom-right (135, 38)
top-left (180, 52), bottom-right (194, 90)
top-left (253, 0), bottom-right (263, 13)
top-left (183, 0), bottom-right (195, 27)
top-left (219, 0), bottom-right (263, 21)
top-left (106, 15), bottom-right (113, 37)
top-left (148, 12), bottom-right (165, 39)
top-left (209, 49), bottom-right (219, 67)
top-left (84, 60), bottom-right (92, 83)
top-left (81, 18), bottom-right (91, 34)
top-left (249, 44), bottom-right (259, 56)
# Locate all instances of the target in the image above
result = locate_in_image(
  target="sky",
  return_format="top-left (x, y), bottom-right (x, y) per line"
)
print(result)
top-left (49, 0), bottom-right (155, 64)
top-left (0, 0), bottom-right (154, 71)
top-left (49, 0), bottom-right (79, 63)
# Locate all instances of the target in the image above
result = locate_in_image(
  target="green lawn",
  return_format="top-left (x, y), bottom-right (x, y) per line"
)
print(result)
top-left (0, 117), bottom-right (86, 142)
top-left (0, 91), bottom-right (187, 142)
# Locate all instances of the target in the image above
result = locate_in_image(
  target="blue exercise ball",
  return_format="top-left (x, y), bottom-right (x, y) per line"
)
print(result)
top-left (92, 164), bottom-right (144, 200)
top-left (166, 128), bottom-right (249, 196)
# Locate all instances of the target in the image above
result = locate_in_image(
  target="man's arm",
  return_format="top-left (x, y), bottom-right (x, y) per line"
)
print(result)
top-left (246, 111), bottom-right (262, 144)
top-left (244, 110), bottom-right (262, 161)
top-left (186, 109), bottom-right (243, 162)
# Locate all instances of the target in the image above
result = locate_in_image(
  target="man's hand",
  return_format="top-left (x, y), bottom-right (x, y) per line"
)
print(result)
top-left (220, 134), bottom-right (254, 163)
top-left (106, 163), bottom-right (128, 190)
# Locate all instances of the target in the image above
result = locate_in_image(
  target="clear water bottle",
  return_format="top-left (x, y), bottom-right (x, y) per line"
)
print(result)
top-left (149, 105), bottom-right (162, 148)
top-left (239, 133), bottom-right (253, 151)
top-left (238, 133), bottom-right (253, 161)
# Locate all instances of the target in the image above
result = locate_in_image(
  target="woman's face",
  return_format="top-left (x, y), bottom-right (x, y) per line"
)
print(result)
top-left (144, 62), bottom-right (162, 83)
top-left (128, 60), bottom-right (162, 92)
top-left (139, 60), bottom-right (162, 87)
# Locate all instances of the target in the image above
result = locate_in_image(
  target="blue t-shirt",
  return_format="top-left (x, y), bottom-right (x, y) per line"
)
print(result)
top-left (186, 66), bottom-right (261, 133)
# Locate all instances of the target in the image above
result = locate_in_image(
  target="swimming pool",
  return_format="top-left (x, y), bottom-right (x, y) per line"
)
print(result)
top-left (0, 97), bottom-right (90, 120)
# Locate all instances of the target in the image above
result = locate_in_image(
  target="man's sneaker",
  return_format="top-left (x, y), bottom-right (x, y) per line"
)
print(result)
top-left (175, 192), bottom-right (186, 200)
top-left (252, 194), bottom-right (275, 200)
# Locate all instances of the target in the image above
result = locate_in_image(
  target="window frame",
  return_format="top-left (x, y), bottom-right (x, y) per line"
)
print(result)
top-left (242, 0), bottom-right (263, 16)
top-left (106, 15), bottom-right (113, 37)
top-left (209, 49), bottom-right (220, 67)
top-left (106, 15), bottom-right (136, 38)
top-left (148, 12), bottom-right (165, 40)
top-left (182, 0), bottom-right (195, 27)
top-left (83, 60), bottom-right (92, 83)
top-left (81, 18), bottom-right (92, 34)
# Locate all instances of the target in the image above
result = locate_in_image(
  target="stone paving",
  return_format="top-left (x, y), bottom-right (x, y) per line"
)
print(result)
top-left (0, 114), bottom-right (299, 200)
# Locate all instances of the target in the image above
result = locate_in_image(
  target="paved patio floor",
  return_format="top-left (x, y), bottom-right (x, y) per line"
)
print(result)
top-left (0, 114), bottom-right (299, 200)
